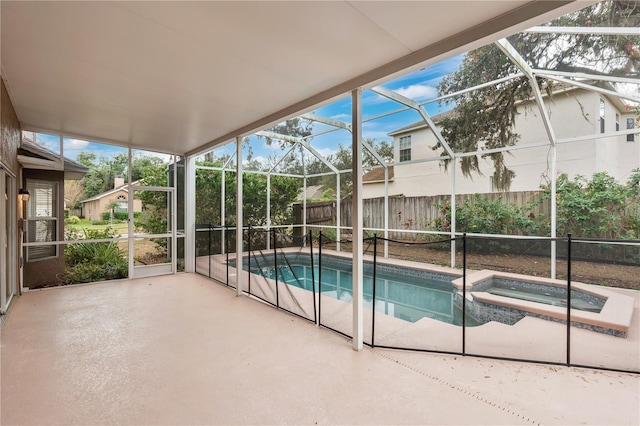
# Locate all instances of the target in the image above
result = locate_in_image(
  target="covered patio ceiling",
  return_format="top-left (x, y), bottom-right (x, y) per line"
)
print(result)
top-left (0, 1), bottom-right (584, 157)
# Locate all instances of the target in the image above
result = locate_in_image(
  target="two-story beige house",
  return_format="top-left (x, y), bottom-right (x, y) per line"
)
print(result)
top-left (363, 87), bottom-right (639, 198)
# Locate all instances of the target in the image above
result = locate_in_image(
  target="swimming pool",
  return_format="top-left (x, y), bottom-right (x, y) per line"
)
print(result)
top-left (226, 250), bottom-right (633, 337)
top-left (234, 252), bottom-right (479, 326)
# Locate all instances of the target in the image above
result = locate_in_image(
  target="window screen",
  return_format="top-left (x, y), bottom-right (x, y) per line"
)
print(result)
top-left (26, 180), bottom-right (58, 261)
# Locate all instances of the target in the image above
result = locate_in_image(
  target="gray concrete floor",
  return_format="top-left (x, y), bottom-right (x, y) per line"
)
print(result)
top-left (1, 273), bottom-right (638, 425)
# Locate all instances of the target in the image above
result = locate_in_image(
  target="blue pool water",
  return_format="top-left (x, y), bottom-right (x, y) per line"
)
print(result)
top-left (237, 253), bottom-right (478, 326)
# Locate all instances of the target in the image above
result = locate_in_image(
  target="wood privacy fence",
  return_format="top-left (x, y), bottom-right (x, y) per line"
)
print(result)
top-left (293, 191), bottom-right (549, 238)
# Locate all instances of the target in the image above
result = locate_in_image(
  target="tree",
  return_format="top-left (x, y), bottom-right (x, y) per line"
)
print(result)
top-left (327, 139), bottom-right (394, 196)
top-left (364, 140), bottom-right (393, 167)
top-left (254, 117), bottom-right (394, 198)
top-left (64, 180), bottom-right (85, 210)
top-left (132, 156), bottom-right (168, 186)
top-left (262, 117), bottom-right (313, 146)
top-left (435, 0), bottom-right (640, 191)
top-left (275, 139), bottom-right (393, 197)
top-left (77, 152), bottom-right (128, 199)
top-left (195, 159), bottom-right (300, 227)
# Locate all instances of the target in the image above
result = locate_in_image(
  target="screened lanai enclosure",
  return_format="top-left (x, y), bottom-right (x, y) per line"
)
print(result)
top-left (193, 3), bottom-right (639, 373)
top-left (2, 1), bottom-right (638, 374)
top-left (19, 133), bottom-right (186, 287)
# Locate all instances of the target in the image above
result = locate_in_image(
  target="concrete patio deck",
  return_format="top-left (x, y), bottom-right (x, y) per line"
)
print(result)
top-left (1, 273), bottom-right (638, 425)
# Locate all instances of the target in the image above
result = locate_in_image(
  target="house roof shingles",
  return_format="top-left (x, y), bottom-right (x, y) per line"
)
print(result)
top-left (363, 166), bottom-right (394, 183)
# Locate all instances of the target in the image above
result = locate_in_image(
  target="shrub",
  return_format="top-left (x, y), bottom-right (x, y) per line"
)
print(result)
top-left (101, 211), bottom-right (129, 221)
top-left (63, 245), bottom-right (128, 284)
top-left (431, 170), bottom-right (640, 241)
top-left (433, 196), bottom-right (534, 236)
top-left (63, 227), bottom-right (127, 284)
top-left (429, 171), bottom-right (640, 262)
top-left (65, 215), bottom-right (81, 225)
top-left (135, 207), bottom-right (169, 249)
top-left (536, 170), bottom-right (640, 240)
top-left (91, 220), bottom-right (108, 225)
top-left (114, 211), bottom-right (129, 221)
top-left (318, 227), bottom-right (337, 241)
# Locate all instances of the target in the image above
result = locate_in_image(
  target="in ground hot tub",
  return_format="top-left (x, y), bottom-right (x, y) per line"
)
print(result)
top-left (479, 279), bottom-right (605, 313)
top-left (452, 270), bottom-right (634, 338)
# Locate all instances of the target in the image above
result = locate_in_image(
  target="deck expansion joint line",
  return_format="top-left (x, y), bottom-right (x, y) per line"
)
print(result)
top-left (369, 349), bottom-right (542, 426)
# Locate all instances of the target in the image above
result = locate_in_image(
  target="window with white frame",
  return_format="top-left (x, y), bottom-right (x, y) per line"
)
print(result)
top-left (628, 118), bottom-right (636, 142)
top-left (115, 195), bottom-right (127, 212)
top-left (599, 98), bottom-right (605, 134)
top-left (399, 135), bottom-right (411, 162)
top-left (26, 180), bottom-right (58, 261)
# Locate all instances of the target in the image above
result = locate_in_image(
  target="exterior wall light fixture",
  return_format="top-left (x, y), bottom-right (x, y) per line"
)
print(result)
top-left (19, 189), bottom-right (30, 202)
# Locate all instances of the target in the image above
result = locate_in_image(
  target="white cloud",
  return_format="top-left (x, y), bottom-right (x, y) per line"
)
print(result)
top-left (395, 84), bottom-right (438, 101)
top-left (315, 147), bottom-right (337, 158)
top-left (248, 155), bottom-right (267, 164)
top-left (64, 138), bottom-right (90, 150)
top-left (362, 91), bottom-right (389, 105)
top-left (330, 113), bottom-right (351, 121)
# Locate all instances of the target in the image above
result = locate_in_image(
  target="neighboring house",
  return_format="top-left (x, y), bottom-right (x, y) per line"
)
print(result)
top-left (363, 87), bottom-right (639, 198)
top-left (297, 184), bottom-right (326, 201)
top-left (80, 177), bottom-right (143, 221)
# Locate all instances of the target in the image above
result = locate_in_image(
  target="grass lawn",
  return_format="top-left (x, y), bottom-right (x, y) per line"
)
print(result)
top-left (65, 218), bottom-right (167, 265)
top-left (66, 218), bottom-right (129, 235)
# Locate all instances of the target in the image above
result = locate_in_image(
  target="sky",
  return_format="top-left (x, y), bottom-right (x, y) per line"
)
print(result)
top-left (33, 132), bottom-right (172, 164)
top-left (222, 54), bottom-right (465, 166)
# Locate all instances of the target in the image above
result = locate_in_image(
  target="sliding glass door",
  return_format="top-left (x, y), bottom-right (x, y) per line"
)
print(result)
top-left (1, 169), bottom-right (17, 313)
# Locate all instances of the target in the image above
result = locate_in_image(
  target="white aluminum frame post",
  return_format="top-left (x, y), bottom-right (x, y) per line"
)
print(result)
top-left (352, 89), bottom-right (364, 351)
top-left (235, 137), bottom-right (244, 295)
top-left (185, 156), bottom-right (196, 272)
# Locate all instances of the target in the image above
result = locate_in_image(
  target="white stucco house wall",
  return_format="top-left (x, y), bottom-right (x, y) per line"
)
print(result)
top-left (363, 87), bottom-right (639, 198)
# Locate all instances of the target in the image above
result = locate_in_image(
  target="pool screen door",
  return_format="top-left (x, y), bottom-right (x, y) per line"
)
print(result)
top-left (129, 186), bottom-right (176, 279)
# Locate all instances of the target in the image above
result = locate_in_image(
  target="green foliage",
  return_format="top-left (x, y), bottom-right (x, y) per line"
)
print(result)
top-left (91, 220), bottom-right (108, 225)
top-left (436, 45), bottom-right (525, 190)
top-left (134, 205), bottom-right (168, 249)
top-left (195, 159), bottom-right (300, 227)
top-left (261, 118), bottom-right (313, 148)
top-left (539, 170), bottom-right (640, 239)
top-left (63, 227), bottom-right (127, 284)
top-left (78, 152), bottom-right (169, 201)
top-left (78, 152), bottom-right (128, 199)
top-left (433, 196), bottom-right (534, 235)
top-left (101, 211), bottom-right (130, 221)
top-left (432, 170), bottom-right (640, 241)
top-left (255, 116), bottom-right (393, 198)
top-left (65, 215), bottom-right (81, 225)
top-left (319, 227), bottom-right (337, 241)
top-left (320, 188), bottom-right (336, 200)
top-left (310, 139), bottom-right (393, 197)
